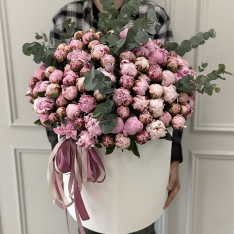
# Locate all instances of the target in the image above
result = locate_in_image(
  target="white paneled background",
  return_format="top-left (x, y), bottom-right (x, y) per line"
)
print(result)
top-left (0, 0), bottom-right (234, 234)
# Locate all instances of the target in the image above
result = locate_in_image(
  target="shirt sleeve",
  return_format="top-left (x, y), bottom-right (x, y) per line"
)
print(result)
top-left (171, 129), bottom-right (183, 163)
top-left (45, 127), bottom-right (58, 150)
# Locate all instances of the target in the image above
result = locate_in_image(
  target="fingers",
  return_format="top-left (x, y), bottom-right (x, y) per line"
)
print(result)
top-left (167, 172), bottom-right (177, 191)
top-left (164, 180), bottom-right (180, 209)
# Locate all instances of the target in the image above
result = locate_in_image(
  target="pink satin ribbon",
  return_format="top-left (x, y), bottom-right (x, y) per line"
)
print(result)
top-left (47, 137), bottom-right (106, 234)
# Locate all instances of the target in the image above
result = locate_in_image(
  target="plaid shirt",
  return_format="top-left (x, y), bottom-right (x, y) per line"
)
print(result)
top-left (46, 0), bottom-right (183, 163)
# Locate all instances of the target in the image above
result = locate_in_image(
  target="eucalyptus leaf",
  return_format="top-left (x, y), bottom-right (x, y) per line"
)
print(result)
top-left (215, 87), bottom-right (221, 93)
top-left (95, 143), bottom-right (102, 148)
top-left (189, 36), bottom-right (201, 48)
top-left (62, 119), bottom-right (67, 124)
top-left (144, 24), bottom-right (156, 34)
top-left (92, 99), bottom-right (115, 119)
top-left (147, 8), bottom-right (156, 21)
top-left (105, 145), bottom-right (115, 155)
top-left (164, 42), bottom-right (178, 51)
top-left (181, 40), bottom-right (192, 52)
top-left (34, 119), bottom-right (42, 126)
top-left (37, 91), bottom-right (46, 97)
top-left (99, 116), bottom-right (118, 134)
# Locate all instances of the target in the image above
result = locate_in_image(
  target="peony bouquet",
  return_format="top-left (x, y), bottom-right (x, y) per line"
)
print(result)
top-left (23, 0), bottom-right (233, 232)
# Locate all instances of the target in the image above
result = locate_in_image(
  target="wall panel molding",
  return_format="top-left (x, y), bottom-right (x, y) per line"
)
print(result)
top-left (186, 150), bottom-right (234, 234)
top-left (12, 146), bottom-right (50, 234)
top-left (192, 0), bottom-right (234, 132)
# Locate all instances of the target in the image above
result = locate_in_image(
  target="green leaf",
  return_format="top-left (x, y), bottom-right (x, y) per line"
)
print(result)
top-left (95, 143), bottom-right (102, 148)
top-left (43, 120), bottom-right (51, 126)
top-left (201, 76), bottom-right (210, 87)
top-left (198, 66), bottom-right (204, 72)
top-left (208, 28), bottom-right (215, 36)
top-left (175, 45), bottom-right (186, 56)
top-left (189, 36), bottom-right (201, 48)
top-left (204, 86), bottom-right (213, 96)
top-left (159, 131), bottom-right (173, 141)
top-left (108, 34), bottom-right (119, 47)
top-left (62, 18), bottom-right (72, 28)
top-left (128, 138), bottom-right (140, 157)
top-left (62, 119), bottom-right (67, 124)
top-left (45, 54), bottom-right (55, 68)
top-left (164, 42), bottom-right (178, 51)
top-left (99, 116), bottom-right (118, 134)
top-left (216, 64), bottom-right (226, 74)
top-left (147, 8), bottom-right (156, 21)
top-left (111, 20), bottom-right (124, 32)
top-left (67, 25), bottom-right (74, 35)
top-left (204, 32), bottom-right (210, 40)
top-left (181, 40), bottom-right (192, 52)
top-left (35, 32), bottom-right (43, 40)
top-left (224, 71), bottom-right (234, 75)
top-left (196, 32), bottom-right (204, 41)
top-left (207, 73), bottom-right (219, 80)
top-left (37, 91), bottom-right (46, 97)
top-left (34, 119), bottom-right (42, 126)
top-left (176, 74), bottom-right (196, 93)
top-left (144, 24), bottom-right (156, 34)
top-left (135, 31), bottom-right (149, 44)
top-left (93, 99), bottom-right (115, 119)
top-left (98, 12), bottom-right (109, 20)
top-left (43, 33), bottom-right (48, 42)
top-left (105, 145), bottom-right (115, 155)
top-left (215, 87), bottom-right (221, 93)
top-left (120, 4), bottom-right (135, 18)
top-left (201, 62), bottom-right (208, 68)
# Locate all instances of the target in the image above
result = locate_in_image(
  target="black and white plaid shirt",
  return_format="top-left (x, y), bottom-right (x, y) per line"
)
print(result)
top-left (46, 0), bottom-right (183, 163)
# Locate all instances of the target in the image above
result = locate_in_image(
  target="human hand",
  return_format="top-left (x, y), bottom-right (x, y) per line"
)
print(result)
top-left (164, 161), bottom-right (180, 209)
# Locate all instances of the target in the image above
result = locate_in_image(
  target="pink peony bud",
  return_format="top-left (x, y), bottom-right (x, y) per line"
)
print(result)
top-left (153, 48), bottom-right (169, 67)
top-left (162, 70), bottom-right (175, 86)
top-left (63, 70), bottom-right (78, 86)
top-left (34, 62), bottom-right (46, 80)
top-left (139, 111), bottom-right (153, 124)
top-left (146, 120), bottom-right (167, 140)
top-left (32, 81), bottom-right (42, 97)
top-left (82, 32), bottom-right (95, 44)
top-left (84, 113), bottom-right (103, 137)
top-left (93, 89), bottom-right (106, 102)
top-left (133, 46), bottom-right (150, 58)
top-left (56, 107), bottom-right (66, 118)
top-left (168, 103), bottom-right (181, 116)
top-left (91, 44), bottom-right (109, 60)
top-left (120, 60), bottom-right (138, 78)
top-left (79, 67), bottom-right (91, 77)
top-left (119, 75), bottom-right (135, 89)
top-left (74, 118), bottom-right (85, 130)
top-left (116, 106), bottom-right (130, 119)
top-left (39, 113), bottom-right (50, 127)
top-left (39, 81), bottom-right (50, 92)
top-left (189, 69), bottom-right (198, 79)
top-left (45, 66), bottom-right (56, 79)
top-left (115, 133), bottom-right (131, 149)
top-left (143, 40), bottom-right (159, 54)
top-left (48, 113), bottom-right (59, 123)
top-left (184, 112), bottom-right (192, 120)
top-left (180, 103), bottom-right (191, 115)
top-left (135, 130), bottom-right (149, 145)
top-left (113, 88), bottom-right (132, 107)
top-left (119, 27), bottom-right (130, 39)
top-left (70, 59), bottom-right (84, 72)
top-left (88, 40), bottom-right (100, 50)
top-left (149, 84), bottom-right (164, 99)
top-left (147, 64), bottom-right (163, 82)
top-left (123, 116), bottom-right (143, 136)
top-left (49, 70), bottom-right (63, 84)
top-left (171, 115), bottom-right (185, 130)
top-left (167, 57), bottom-right (179, 73)
top-left (57, 43), bottom-right (66, 51)
top-left (120, 51), bottom-right (136, 62)
top-left (102, 134), bottom-right (115, 147)
top-left (149, 98), bottom-right (164, 118)
top-left (76, 77), bottom-right (87, 93)
top-left (34, 96), bottom-right (55, 114)
top-left (138, 74), bottom-right (151, 84)
top-left (77, 130), bottom-right (98, 149)
top-left (158, 111), bottom-right (172, 127)
top-left (95, 31), bottom-right (104, 40)
top-left (46, 84), bottom-right (61, 98)
top-left (169, 51), bottom-right (178, 57)
top-left (56, 95), bottom-right (69, 107)
top-left (163, 85), bottom-right (178, 104)
top-left (69, 39), bottom-right (84, 50)
top-left (178, 92), bottom-right (189, 103)
top-left (188, 97), bottom-right (195, 110)
top-left (134, 57), bottom-right (150, 73)
top-left (28, 95), bottom-right (34, 104)
top-left (66, 104), bottom-right (82, 120)
top-left (64, 64), bottom-right (71, 72)
top-left (54, 49), bottom-right (67, 63)
top-left (62, 85), bottom-right (78, 100)
top-left (79, 94), bottom-right (97, 113)
top-left (100, 54), bottom-right (115, 72)
top-left (64, 45), bottom-right (72, 54)
top-left (154, 39), bottom-right (163, 48)
top-left (132, 95), bottom-right (149, 112)
top-left (188, 91), bottom-right (196, 100)
top-left (97, 68), bottom-right (116, 83)
top-left (111, 117), bottom-right (124, 134)
top-left (74, 31), bottom-right (84, 40)
top-left (28, 77), bottom-right (39, 89)
top-left (133, 79), bottom-right (149, 96)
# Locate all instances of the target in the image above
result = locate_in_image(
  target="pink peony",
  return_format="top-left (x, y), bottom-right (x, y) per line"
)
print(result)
top-left (74, 118), bottom-right (85, 130)
top-left (82, 32), bottom-right (95, 45)
top-left (76, 77), bottom-right (87, 93)
top-left (64, 64), bottom-right (71, 72)
top-left (77, 130), bottom-right (98, 149)
top-left (48, 113), bottom-right (59, 123)
top-left (69, 39), bottom-right (84, 50)
top-left (97, 68), bottom-right (116, 83)
top-left (188, 97), bottom-right (195, 110)
top-left (111, 117), bottom-right (124, 134)
top-left (167, 57), bottom-right (179, 73)
top-left (56, 95), bottom-right (69, 107)
top-left (34, 62), bottom-right (46, 80)
top-left (149, 84), bottom-right (164, 99)
top-left (154, 39), bottom-right (163, 48)
top-left (120, 60), bottom-right (138, 78)
top-left (120, 51), bottom-right (136, 62)
top-left (168, 51), bottom-right (178, 57)
top-left (143, 40), bottom-right (159, 54)
top-left (66, 104), bottom-right (82, 120)
top-left (135, 130), bottom-right (149, 145)
top-left (168, 103), bottom-right (181, 116)
top-left (100, 54), bottom-right (115, 72)
top-left (174, 71), bottom-right (185, 83)
top-left (149, 98), bottom-right (164, 118)
top-left (32, 81), bottom-right (42, 97)
top-left (80, 67), bottom-right (91, 77)
top-left (138, 74), bottom-right (151, 84)
top-left (123, 116), bottom-right (143, 136)
top-left (134, 57), bottom-right (150, 73)
top-left (152, 48), bottom-right (168, 67)
top-left (139, 111), bottom-right (153, 124)
top-left (49, 70), bottom-right (63, 84)
top-left (67, 49), bottom-right (91, 67)
top-left (54, 49), bottom-right (67, 63)
top-left (161, 70), bottom-right (175, 86)
top-left (62, 85), bottom-right (78, 100)
top-left (79, 94), bottom-right (97, 113)
top-left (91, 44), bottom-right (109, 60)
top-left (74, 31), bottom-right (84, 40)
top-left (95, 31), bottom-right (104, 40)
top-left (132, 95), bottom-right (149, 112)
top-left (56, 107), bottom-right (66, 118)
top-left (180, 103), bottom-right (191, 115)
top-left (39, 81), bottom-right (50, 92)
top-left (57, 43), bottom-right (66, 50)
top-left (28, 95), bottom-right (34, 104)
top-left (115, 133), bottom-right (131, 149)
top-left (45, 66), bottom-right (56, 78)
top-left (84, 113), bottom-right (102, 137)
top-left (189, 91), bottom-right (196, 100)
top-left (184, 112), bottom-right (192, 120)
top-left (133, 78), bottom-right (149, 96)
top-left (102, 134), bottom-right (115, 147)
top-left (146, 120), bottom-right (167, 140)
top-left (46, 84), bottom-right (61, 98)
top-left (171, 115), bottom-right (185, 130)
top-left (147, 64), bottom-right (163, 82)
top-left (88, 40), bottom-right (100, 50)
top-left (39, 114), bottom-right (50, 127)
top-left (54, 117), bottom-right (77, 140)
top-left (119, 27), bottom-right (130, 39)
top-left (133, 46), bottom-right (150, 58)
top-left (178, 92), bottom-right (189, 103)
top-left (158, 111), bottom-right (172, 126)
top-left (63, 70), bottom-right (78, 86)
top-left (64, 45), bottom-right (73, 54)
top-left (119, 75), bottom-right (135, 89)
top-left (163, 85), bottom-right (178, 104)
top-left (116, 106), bottom-right (130, 119)
top-left (113, 88), bottom-right (132, 107)
top-left (93, 89), bottom-right (106, 102)
top-left (189, 69), bottom-right (198, 79)
top-left (28, 77), bottom-right (39, 88)
top-left (70, 59), bottom-right (84, 72)
top-left (34, 97), bottom-right (55, 114)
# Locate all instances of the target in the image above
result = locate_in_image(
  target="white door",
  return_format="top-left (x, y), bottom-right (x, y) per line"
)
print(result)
top-left (1, 0), bottom-right (234, 234)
